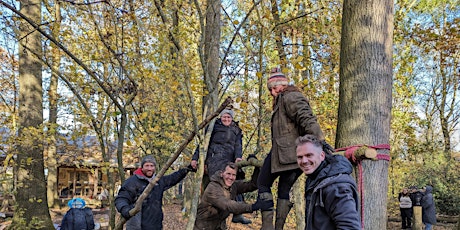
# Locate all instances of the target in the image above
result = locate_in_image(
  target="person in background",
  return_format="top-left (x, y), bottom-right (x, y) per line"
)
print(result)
top-left (399, 187), bottom-right (413, 229)
top-left (191, 109), bottom-right (251, 224)
top-left (60, 197), bottom-right (95, 230)
top-left (296, 134), bottom-right (360, 230)
top-left (115, 155), bottom-right (196, 230)
top-left (421, 185), bottom-right (437, 230)
top-left (194, 162), bottom-right (273, 230)
top-left (256, 67), bottom-right (332, 229)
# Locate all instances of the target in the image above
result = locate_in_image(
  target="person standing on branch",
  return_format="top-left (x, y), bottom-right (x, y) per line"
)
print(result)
top-left (191, 109), bottom-right (251, 224)
top-left (296, 134), bottom-right (360, 229)
top-left (256, 67), bottom-right (333, 229)
top-left (115, 155), bottom-right (196, 230)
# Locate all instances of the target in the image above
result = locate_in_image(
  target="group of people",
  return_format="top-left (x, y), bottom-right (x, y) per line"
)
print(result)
top-left (399, 185), bottom-right (437, 230)
top-left (114, 68), bottom-right (361, 230)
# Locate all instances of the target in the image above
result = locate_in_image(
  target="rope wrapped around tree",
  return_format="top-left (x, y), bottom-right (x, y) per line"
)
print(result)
top-left (335, 144), bottom-right (391, 229)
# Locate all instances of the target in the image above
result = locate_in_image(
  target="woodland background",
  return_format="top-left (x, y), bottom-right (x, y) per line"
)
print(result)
top-left (0, 0), bottom-right (459, 229)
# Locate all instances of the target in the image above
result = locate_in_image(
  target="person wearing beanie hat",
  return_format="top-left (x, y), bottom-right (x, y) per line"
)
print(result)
top-left (256, 67), bottom-right (329, 230)
top-left (220, 109), bottom-right (234, 119)
top-left (191, 109), bottom-right (253, 224)
top-left (141, 155), bottom-right (157, 168)
top-left (267, 67), bottom-right (289, 90)
top-left (115, 155), bottom-right (196, 229)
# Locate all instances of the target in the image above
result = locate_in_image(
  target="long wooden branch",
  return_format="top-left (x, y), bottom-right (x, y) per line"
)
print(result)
top-left (114, 97), bottom-right (232, 230)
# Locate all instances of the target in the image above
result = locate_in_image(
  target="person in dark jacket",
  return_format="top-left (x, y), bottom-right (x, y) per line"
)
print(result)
top-left (115, 155), bottom-right (195, 230)
top-left (194, 162), bottom-right (273, 230)
top-left (191, 109), bottom-right (243, 182)
top-left (257, 67), bottom-right (329, 229)
top-left (399, 188), bottom-right (413, 229)
top-left (191, 109), bottom-right (251, 224)
top-left (296, 134), bottom-right (360, 230)
top-left (60, 198), bottom-right (95, 230)
top-left (421, 185), bottom-right (436, 230)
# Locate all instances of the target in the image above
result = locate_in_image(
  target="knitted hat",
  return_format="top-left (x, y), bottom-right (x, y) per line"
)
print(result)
top-left (220, 109), bottom-right (234, 118)
top-left (267, 67), bottom-right (288, 89)
top-left (68, 198), bottom-right (86, 209)
top-left (141, 155), bottom-right (157, 167)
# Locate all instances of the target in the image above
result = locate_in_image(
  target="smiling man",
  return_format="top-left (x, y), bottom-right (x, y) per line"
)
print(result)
top-left (296, 134), bottom-right (361, 230)
top-left (194, 162), bottom-right (273, 230)
top-left (115, 155), bottom-right (196, 230)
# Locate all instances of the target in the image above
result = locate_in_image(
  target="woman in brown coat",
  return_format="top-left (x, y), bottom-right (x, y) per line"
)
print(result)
top-left (257, 67), bottom-right (327, 229)
top-left (194, 162), bottom-right (272, 230)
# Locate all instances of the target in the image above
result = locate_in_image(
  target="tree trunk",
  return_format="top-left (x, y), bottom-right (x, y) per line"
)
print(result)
top-left (337, 0), bottom-right (393, 229)
top-left (13, 0), bottom-right (54, 228)
top-left (270, 0), bottom-right (287, 67)
top-left (294, 174), bottom-right (306, 230)
top-left (186, 0), bottom-right (221, 228)
top-left (202, 0), bottom-right (221, 112)
top-left (46, 0), bottom-right (62, 209)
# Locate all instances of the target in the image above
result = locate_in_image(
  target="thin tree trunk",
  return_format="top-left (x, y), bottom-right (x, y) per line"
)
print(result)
top-left (46, 0), bottom-right (62, 209)
top-left (337, 0), bottom-right (394, 229)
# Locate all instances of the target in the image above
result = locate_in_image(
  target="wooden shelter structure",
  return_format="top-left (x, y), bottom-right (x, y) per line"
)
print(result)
top-left (45, 135), bottom-right (141, 200)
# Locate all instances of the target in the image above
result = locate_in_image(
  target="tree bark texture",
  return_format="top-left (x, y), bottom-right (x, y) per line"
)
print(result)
top-left (14, 0), bottom-right (54, 227)
top-left (46, 0), bottom-right (61, 209)
top-left (337, 0), bottom-right (393, 229)
top-left (202, 0), bottom-right (221, 112)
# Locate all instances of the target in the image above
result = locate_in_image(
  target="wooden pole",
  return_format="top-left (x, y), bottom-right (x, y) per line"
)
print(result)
top-left (413, 206), bottom-right (423, 230)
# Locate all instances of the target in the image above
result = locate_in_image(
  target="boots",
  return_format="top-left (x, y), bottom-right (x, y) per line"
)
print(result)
top-left (232, 214), bottom-right (252, 224)
top-left (275, 199), bottom-right (293, 230)
top-left (259, 192), bottom-right (274, 230)
top-left (232, 194), bottom-right (252, 224)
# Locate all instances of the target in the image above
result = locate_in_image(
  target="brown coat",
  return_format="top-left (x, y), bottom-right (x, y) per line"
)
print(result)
top-left (194, 168), bottom-right (259, 230)
top-left (271, 86), bottom-right (324, 173)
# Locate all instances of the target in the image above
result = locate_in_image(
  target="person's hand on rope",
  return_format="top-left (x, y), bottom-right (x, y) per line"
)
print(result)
top-left (321, 140), bottom-right (335, 155)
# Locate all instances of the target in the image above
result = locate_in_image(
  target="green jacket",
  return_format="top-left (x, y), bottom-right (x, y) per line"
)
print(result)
top-left (271, 86), bottom-right (324, 173)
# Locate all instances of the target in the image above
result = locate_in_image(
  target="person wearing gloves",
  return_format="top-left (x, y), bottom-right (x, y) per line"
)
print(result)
top-left (194, 161), bottom-right (272, 230)
top-left (115, 155), bottom-right (196, 230)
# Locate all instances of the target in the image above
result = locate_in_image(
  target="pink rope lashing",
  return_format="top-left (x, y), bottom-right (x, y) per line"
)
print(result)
top-left (335, 144), bottom-right (391, 230)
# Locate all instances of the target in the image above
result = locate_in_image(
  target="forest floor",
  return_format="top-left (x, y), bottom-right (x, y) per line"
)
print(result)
top-left (0, 201), bottom-right (457, 229)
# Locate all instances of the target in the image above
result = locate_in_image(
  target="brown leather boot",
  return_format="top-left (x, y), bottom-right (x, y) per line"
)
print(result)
top-left (259, 192), bottom-right (274, 230)
top-left (275, 199), bottom-right (293, 230)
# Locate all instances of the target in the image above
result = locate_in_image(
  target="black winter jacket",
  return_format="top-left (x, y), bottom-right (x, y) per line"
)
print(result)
top-left (115, 167), bottom-right (189, 230)
top-left (60, 207), bottom-right (95, 230)
top-left (305, 155), bottom-right (361, 230)
top-left (192, 118), bottom-right (242, 176)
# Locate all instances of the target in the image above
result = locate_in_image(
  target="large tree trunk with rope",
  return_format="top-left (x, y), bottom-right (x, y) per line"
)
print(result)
top-left (336, 0), bottom-right (393, 229)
